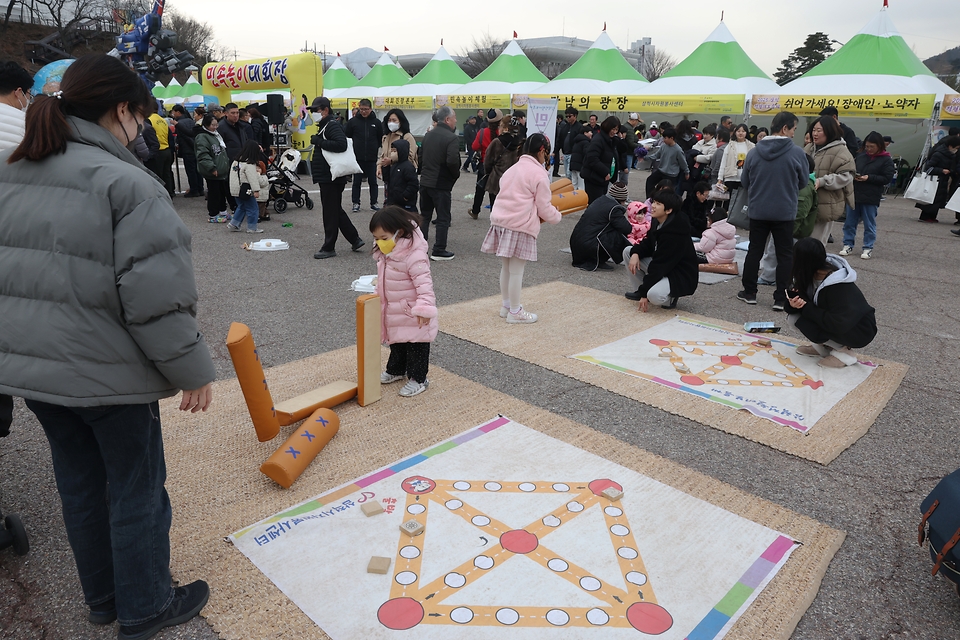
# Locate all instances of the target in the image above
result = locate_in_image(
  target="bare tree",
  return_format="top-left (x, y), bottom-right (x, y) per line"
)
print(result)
top-left (2, 1), bottom-right (19, 31)
top-left (459, 32), bottom-right (506, 78)
top-left (32, 0), bottom-right (109, 49)
top-left (644, 49), bottom-right (677, 82)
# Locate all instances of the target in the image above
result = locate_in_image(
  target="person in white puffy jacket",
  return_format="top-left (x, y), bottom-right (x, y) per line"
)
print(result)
top-left (227, 140), bottom-right (266, 233)
top-left (0, 61), bottom-right (33, 153)
top-left (694, 208), bottom-right (737, 264)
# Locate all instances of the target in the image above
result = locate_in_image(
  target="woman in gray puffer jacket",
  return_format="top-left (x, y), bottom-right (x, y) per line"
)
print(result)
top-left (0, 55), bottom-right (215, 637)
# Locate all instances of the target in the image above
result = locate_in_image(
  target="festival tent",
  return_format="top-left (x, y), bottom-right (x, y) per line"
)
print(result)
top-left (176, 75), bottom-right (205, 105)
top-left (152, 77), bottom-right (182, 103)
top-left (450, 40), bottom-right (548, 98)
top-left (322, 56), bottom-right (358, 99)
top-left (384, 46), bottom-right (470, 98)
top-left (649, 22), bottom-right (780, 97)
top-left (341, 52), bottom-right (410, 99)
top-left (779, 4), bottom-right (954, 99)
top-left (534, 31), bottom-right (651, 96)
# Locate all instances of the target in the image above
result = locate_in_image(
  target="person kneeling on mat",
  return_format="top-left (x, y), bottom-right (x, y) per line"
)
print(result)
top-left (623, 190), bottom-right (699, 311)
top-left (785, 237), bottom-right (877, 368)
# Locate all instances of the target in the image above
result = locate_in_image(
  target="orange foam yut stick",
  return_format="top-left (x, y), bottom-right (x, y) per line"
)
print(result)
top-left (225, 322), bottom-right (280, 442)
top-left (550, 178), bottom-right (573, 194)
top-left (544, 190), bottom-right (588, 222)
top-left (260, 408), bottom-right (340, 488)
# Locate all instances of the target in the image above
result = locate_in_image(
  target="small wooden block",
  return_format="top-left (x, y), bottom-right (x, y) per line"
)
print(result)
top-left (361, 501), bottom-right (384, 517)
top-left (676, 365), bottom-right (690, 374)
top-left (658, 352), bottom-right (673, 358)
top-left (758, 338), bottom-right (772, 347)
top-left (602, 487), bottom-right (623, 502)
top-left (367, 556), bottom-right (391, 574)
top-left (400, 520), bottom-right (425, 536)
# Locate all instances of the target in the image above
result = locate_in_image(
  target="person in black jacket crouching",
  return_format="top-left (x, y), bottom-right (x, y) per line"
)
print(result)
top-left (786, 237), bottom-right (877, 368)
top-left (569, 181), bottom-right (631, 271)
top-left (385, 138), bottom-right (419, 212)
top-left (623, 190), bottom-right (699, 311)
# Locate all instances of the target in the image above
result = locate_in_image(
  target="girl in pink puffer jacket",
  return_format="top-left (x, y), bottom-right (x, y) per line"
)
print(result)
top-left (370, 207), bottom-right (438, 398)
top-left (694, 208), bottom-right (737, 264)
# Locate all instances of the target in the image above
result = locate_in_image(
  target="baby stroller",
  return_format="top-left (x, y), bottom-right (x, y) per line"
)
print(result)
top-left (267, 149), bottom-right (314, 213)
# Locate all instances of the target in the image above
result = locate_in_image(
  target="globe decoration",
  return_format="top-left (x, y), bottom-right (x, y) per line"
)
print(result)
top-left (31, 59), bottom-right (75, 97)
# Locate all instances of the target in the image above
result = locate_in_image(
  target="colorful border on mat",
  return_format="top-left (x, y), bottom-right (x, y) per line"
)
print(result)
top-left (230, 416), bottom-right (511, 539)
top-left (685, 535), bottom-right (797, 640)
top-left (573, 317), bottom-right (875, 433)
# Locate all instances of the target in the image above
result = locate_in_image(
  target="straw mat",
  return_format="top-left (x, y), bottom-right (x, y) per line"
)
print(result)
top-left (439, 281), bottom-right (907, 464)
top-left (160, 346), bottom-right (843, 640)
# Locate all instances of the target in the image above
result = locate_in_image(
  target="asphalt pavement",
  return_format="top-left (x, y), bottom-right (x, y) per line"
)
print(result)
top-left (2, 166), bottom-right (960, 639)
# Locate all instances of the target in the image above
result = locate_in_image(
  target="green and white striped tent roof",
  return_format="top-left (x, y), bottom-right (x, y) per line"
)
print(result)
top-left (177, 75), bottom-right (204, 102)
top-left (386, 46), bottom-right (470, 97)
top-left (152, 77), bottom-right (182, 101)
top-left (451, 40), bottom-right (548, 96)
top-left (343, 52), bottom-right (410, 98)
top-left (323, 56), bottom-right (358, 99)
top-left (650, 22), bottom-right (780, 96)
top-left (536, 31), bottom-right (650, 96)
top-left (781, 5), bottom-right (954, 98)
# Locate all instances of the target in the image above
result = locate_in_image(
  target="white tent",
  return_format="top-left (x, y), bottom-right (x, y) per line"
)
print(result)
top-left (535, 31), bottom-right (651, 97)
top-left (450, 40), bottom-right (548, 97)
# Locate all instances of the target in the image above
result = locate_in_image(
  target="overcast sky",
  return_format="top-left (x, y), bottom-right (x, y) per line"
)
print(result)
top-left (181, 0), bottom-right (957, 77)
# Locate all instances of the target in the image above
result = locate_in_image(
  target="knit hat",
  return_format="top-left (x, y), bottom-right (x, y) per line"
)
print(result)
top-left (608, 182), bottom-right (628, 203)
top-left (628, 113), bottom-right (640, 120)
top-left (487, 108), bottom-right (503, 123)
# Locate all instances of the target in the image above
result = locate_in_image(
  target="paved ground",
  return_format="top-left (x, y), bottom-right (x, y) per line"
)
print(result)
top-left (2, 167), bottom-right (960, 639)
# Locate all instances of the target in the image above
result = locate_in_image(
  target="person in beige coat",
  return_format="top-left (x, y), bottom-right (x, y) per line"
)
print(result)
top-left (805, 116), bottom-right (855, 245)
top-left (377, 108), bottom-right (418, 181)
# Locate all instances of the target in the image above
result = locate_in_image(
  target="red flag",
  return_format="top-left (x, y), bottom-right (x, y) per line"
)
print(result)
top-left (883, 0), bottom-right (888, 6)
top-left (513, 31), bottom-right (518, 38)
top-left (337, 52), bottom-right (341, 57)
top-left (603, 21), bottom-right (607, 31)
top-left (441, 38), bottom-right (443, 46)
top-left (384, 46), bottom-right (390, 52)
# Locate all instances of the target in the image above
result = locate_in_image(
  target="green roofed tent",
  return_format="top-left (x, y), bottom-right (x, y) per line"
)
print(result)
top-left (177, 75), bottom-right (204, 102)
top-left (781, 4), bottom-right (954, 98)
top-left (386, 46), bottom-right (470, 98)
top-left (323, 56), bottom-right (358, 99)
top-left (452, 40), bottom-right (548, 96)
top-left (343, 52), bottom-right (410, 98)
top-left (650, 22), bottom-right (780, 96)
top-left (536, 31), bottom-right (650, 96)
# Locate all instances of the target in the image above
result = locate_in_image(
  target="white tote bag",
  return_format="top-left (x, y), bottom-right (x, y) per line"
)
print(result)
top-left (318, 125), bottom-right (362, 180)
top-left (904, 172), bottom-right (938, 205)
top-left (946, 188), bottom-right (960, 213)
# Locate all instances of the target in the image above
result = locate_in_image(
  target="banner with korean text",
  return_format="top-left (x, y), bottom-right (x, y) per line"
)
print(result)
top-left (530, 94), bottom-right (745, 114)
top-left (437, 94), bottom-right (512, 110)
top-left (750, 94), bottom-right (936, 119)
top-left (525, 97), bottom-right (559, 146)
top-left (943, 95), bottom-right (960, 119)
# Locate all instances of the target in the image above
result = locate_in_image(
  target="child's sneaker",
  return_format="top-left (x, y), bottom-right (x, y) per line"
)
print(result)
top-left (215, 213), bottom-right (230, 223)
top-left (381, 372), bottom-right (405, 384)
top-left (839, 245), bottom-right (854, 256)
top-left (860, 248), bottom-right (873, 260)
top-left (399, 378), bottom-right (429, 397)
top-left (500, 306), bottom-right (509, 318)
top-left (246, 228), bottom-right (264, 234)
top-left (227, 223), bottom-right (241, 232)
top-left (506, 307), bottom-right (538, 324)
top-left (208, 217), bottom-right (218, 223)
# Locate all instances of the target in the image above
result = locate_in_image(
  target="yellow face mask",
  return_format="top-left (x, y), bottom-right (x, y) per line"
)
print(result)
top-left (375, 230), bottom-right (399, 255)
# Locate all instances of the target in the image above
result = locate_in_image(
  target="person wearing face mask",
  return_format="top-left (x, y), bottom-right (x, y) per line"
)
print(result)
top-left (0, 54), bottom-right (215, 638)
top-left (377, 108), bottom-right (418, 190)
top-left (480, 133), bottom-right (563, 324)
top-left (0, 61), bottom-right (34, 152)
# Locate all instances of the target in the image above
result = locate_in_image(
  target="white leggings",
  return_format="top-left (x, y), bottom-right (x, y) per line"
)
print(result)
top-left (500, 257), bottom-right (527, 312)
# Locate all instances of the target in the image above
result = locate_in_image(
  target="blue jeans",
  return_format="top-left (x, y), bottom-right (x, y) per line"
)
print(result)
top-left (843, 203), bottom-right (878, 250)
top-left (563, 154), bottom-right (572, 179)
top-left (25, 400), bottom-right (174, 625)
top-left (231, 194), bottom-right (259, 230)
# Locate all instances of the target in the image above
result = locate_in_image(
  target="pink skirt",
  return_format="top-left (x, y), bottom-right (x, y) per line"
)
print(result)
top-left (481, 225), bottom-right (538, 261)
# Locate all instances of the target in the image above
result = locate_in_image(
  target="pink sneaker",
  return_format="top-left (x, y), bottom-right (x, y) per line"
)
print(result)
top-left (506, 306), bottom-right (538, 324)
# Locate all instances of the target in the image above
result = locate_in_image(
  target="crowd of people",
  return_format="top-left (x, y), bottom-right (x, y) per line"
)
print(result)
top-left (0, 51), bottom-right (948, 637)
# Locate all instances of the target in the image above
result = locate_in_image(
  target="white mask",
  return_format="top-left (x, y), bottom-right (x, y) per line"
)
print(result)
top-left (387, 121), bottom-right (400, 132)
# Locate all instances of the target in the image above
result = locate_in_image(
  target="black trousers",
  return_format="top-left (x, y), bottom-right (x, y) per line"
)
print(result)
top-left (471, 164), bottom-right (493, 215)
top-left (182, 153), bottom-right (203, 195)
top-left (319, 181), bottom-right (360, 252)
top-left (386, 342), bottom-right (430, 383)
top-left (584, 180), bottom-right (608, 204)
top-left (352, 160), bottom-right (379, 206)
top-left (742, 218), bottom-right (794, 303)
top-left (420, 186), bottom-right (452, 252)
top-left (205, 178), bottom-right (227, 217)
top-left (0, 393), bottom-right (12, 437)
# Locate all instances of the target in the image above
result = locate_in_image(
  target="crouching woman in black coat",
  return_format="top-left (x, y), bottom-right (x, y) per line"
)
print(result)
top-left (569, 183), bottom-right (632, 271)
top-left (623, 190), bottom-right (699, 311)
top-left (786, 237), bottom-right (877, 368)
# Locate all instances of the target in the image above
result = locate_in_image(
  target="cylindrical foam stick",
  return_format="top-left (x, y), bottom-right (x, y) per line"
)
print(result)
top-left (551, 189), bottom-right (589, 216)
top-left (225, 322), bottom-right (280, 442)
top-left (550, 178), bottom-right (573, 194)
top-left (260, 408), bottom-right (340, 488)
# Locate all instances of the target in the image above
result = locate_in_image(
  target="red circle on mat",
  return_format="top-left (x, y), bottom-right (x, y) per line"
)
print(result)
top-left (680, 375), bottom-right (705, 386)
top-left (721, 355), bottom-right (742, 365)
top-left (588, 479), bottom-right (623, 497)
top-left (626, 602), bottom-right (673, 634)
top-left (400, 476), bottom-right (436, 495)
top-left (649, 339), bottom-right (670, 346)
top-left (500, 530), bottom-right (539, 554)
top-left (802, 379), bottom-right (824, 390)
top-left (378, 597), bottom-right (424, 630)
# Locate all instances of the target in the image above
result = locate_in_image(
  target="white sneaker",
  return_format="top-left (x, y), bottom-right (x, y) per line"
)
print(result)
top-left (380, 372), bottom-right (405, 384)
top-left (500, 306), bottom-right (509, 318)
top-left (399, 378), bottom-right (429, 397)
top-left (506, 306), bottom-right (538, 324)
top-left (860, 249), bottom-right (873, 260)
top-left (838, 245), bottom-right (853, 256)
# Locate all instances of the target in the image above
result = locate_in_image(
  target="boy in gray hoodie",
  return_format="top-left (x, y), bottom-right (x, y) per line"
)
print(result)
top-left (644, 128), bottom-right (689, 197)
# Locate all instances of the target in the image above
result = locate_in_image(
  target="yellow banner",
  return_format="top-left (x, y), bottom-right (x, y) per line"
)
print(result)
top-left (943, 94), bottom-right (960, 118)
top-left (437, 94), bottom-right (512, 109)
top-left (750, 94), bottom-right (936, 118)
top-left (529, 94), bottom-right (745, 114)
top-left (372, 96), bottom-right (435, 110)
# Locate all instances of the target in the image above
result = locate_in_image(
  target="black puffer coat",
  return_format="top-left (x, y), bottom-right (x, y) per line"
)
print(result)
top-left (628, 212), bottom-right (699, 300)
top-left (569, 194), bottom-right (632, 270)
top-left (309, 115), bottom-right (348, 185)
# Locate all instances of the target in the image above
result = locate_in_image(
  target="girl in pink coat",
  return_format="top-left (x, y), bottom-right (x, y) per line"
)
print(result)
top-left (370, 207), bottom-right (438, 397)
top-left (693, 209), bottom-right (737, 264)
top-left (480, 134), bottom-right (562, 324)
